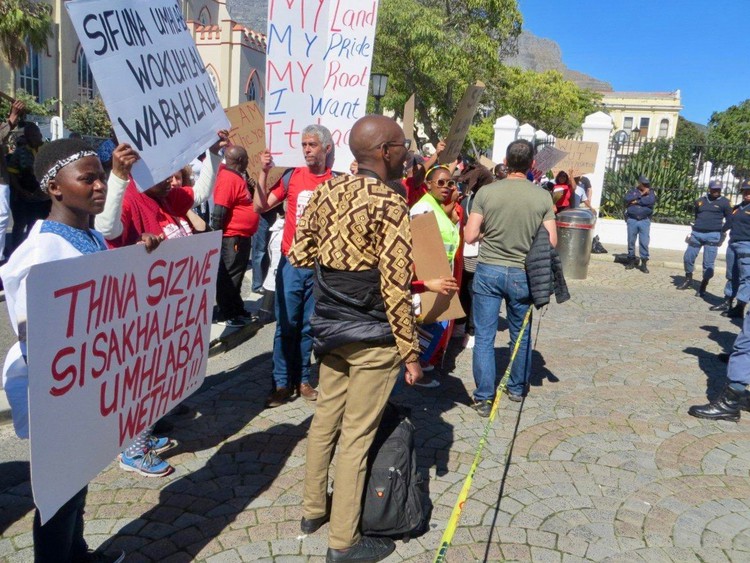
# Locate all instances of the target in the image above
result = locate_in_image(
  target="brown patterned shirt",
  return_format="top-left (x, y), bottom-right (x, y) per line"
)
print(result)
top-left (288, 174), bottom-right (419, 363)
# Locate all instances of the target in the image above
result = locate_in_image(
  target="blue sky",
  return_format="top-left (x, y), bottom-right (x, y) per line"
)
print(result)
top-left (517, 0), bottom-right (749, 125)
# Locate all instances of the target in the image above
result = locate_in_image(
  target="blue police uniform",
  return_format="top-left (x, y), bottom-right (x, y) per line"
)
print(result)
top-left (624, 184), bottom-right (656, 271)
top-left (680, 191), bottom-right (731, 293)
top-left (719, 198), bottom-right (750, 317)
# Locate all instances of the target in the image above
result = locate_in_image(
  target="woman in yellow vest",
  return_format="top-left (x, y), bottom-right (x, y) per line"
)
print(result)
top-left (409, 165), bottom-right (463, 387)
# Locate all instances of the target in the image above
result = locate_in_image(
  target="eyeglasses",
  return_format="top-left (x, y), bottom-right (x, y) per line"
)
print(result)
top-left (381, 139), bottom-right (412, 150)
top-left (430, 179), bottom-right (456, 188)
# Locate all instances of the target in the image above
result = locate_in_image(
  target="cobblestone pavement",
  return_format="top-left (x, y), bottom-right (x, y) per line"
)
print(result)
top-left (2, 256), bottom-right (750, 562)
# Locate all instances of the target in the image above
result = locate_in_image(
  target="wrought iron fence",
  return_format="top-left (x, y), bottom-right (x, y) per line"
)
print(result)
top-left (601, 137), bottom-right (750, 224)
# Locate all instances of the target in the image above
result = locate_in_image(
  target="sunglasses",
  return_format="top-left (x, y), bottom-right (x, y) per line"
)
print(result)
top-left (381, 139), bottom-right (412, 150)
top-left (430, 179), bottom-right (456, 188)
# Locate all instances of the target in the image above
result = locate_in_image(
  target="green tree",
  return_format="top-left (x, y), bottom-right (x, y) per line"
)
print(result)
top-left (706, 99), bottom-right (750, 179)
top-left (66, 97), bottom-right (112, 137)
top-left (675, 115), bottom-right (706, 146)
top-left (0, 0), bottom-right (53, 70)
top-left (491, 67), bottom-right (602, 138)
top-left (0, 88), bottom-right (57, 117)
top-left (373, 0), bottom-right (522, 143)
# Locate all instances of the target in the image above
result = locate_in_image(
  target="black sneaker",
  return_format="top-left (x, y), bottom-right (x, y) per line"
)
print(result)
top-left (471, 399), bottom-right (492, 418)
top-left (326, 536), bottom-right (395, 562)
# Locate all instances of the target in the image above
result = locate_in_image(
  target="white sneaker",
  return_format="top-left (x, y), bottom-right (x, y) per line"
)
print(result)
top-left (463, 334), bottom-right (475, 349)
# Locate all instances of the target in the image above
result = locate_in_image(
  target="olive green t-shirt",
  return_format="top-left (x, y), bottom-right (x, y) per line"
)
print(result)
top-left (472, 178), bottom-right (556, 268)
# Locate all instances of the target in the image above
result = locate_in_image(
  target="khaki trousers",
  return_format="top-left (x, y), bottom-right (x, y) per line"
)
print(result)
top-left (303, 341), bottom-right (401, 549)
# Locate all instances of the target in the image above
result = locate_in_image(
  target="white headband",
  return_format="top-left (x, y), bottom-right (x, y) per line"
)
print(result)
top-left (40, 150), bottom-right (98, 192)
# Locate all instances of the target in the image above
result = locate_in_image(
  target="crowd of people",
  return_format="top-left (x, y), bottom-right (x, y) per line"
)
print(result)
top-left (4, 93), bottom-right (745, 562)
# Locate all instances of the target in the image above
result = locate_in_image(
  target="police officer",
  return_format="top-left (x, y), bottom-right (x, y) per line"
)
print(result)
top-left (689, 304), bottom-right (750, 421)
top-left (624, 175), bottom-right (656, 273)
top-left (678, 180), bottom-right (731, 295)
top-left (713, 181), bottom-right (750, 318)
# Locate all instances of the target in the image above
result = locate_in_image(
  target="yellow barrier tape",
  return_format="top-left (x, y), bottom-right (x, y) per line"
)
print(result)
top-left (433, 307), bottom-right (533, 563)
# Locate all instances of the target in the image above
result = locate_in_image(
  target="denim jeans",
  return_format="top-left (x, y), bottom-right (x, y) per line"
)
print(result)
top-left (251, 209), bottom-right (279, 292)
top-left (683, 230), bottom-right (721, 279)
top-left (728, 305), bottom-right (750, 387)
top-left (727, 240), bottom-right (750, 304)
top-left (472, 263), bottom-right (533, 401)
top-left (33, 486), bottom-right (88, 562)
top-left (724, 243), bottom-right (736, 299)
top-left (272, 255), bottom-right (315, 389)
top-left (626, 217), bottom-right (651, 260)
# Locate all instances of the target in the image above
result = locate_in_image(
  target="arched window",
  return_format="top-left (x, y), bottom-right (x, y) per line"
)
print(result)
top-left (246, 80), bottom-right (256, 102)
top-left (198, 6), bottom-right (211, 25)
top-left (206, 65), bottom-right (220, 95)
top-left (77, 48), bottom-right (95, 100)
top-left (658, 118), bottom-right (669, 138)
top-left (18, 42), bottom-right (41, 100)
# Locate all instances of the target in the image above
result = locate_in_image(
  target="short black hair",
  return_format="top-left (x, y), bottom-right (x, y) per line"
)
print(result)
top-left (34, 138), bottom-right (95, 183)
top-left (505, 140), bottom-right (534, 173)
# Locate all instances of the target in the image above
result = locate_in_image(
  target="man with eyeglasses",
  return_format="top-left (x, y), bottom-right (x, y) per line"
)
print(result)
top-left (255, 124), bottom-right (335, 408)
top-left (288, 115), bottom-right (422, 562)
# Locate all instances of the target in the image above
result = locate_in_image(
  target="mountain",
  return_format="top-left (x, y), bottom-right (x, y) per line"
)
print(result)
top-left (226, 3), bottom-right (611, 92)
top-left (504, 32), bottom-right (612, 92)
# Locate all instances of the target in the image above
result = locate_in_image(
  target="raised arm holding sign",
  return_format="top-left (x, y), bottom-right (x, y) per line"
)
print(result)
top-left (66, 0), bottom-right (230, 190)
top-left (438, 81), bottom-right (485, 165)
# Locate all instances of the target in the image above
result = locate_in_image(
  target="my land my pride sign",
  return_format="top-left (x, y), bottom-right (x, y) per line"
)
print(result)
top-left (66, 0), bottom-right (230, 190)
top-left (265, 0), bottom-right (380, 171)
top-left (27, 232), bottom-right (222, 523)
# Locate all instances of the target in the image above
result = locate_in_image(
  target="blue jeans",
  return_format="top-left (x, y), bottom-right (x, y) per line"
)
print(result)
top-left (472, 263), bottom-right (533, 401)
top-left (683, 231), bottom-right (721, 279)
top-left (272, 255), bottom-right (315, 389)
top-left (33, 486), bottom-right (88, 562)
top-left (726, 240), bottom-right (750, 304)
top-left (251, 209), bottom-right (278, 292)
top-left (626, 217), bottom-right (651, 260)
top-left (728, 306), bottom-right (750, 387)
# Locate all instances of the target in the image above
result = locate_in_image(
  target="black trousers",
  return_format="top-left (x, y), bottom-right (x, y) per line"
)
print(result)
top-left (216, 235), bottom-right (252, 319)
top-left (33, 486), bottom-right (88, 562)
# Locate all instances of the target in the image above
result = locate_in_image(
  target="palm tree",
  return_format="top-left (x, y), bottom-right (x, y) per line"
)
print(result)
top-left (0, 0), bottom-right (53, 70)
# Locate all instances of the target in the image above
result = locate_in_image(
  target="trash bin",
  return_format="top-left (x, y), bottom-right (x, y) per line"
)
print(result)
top-left (555, 209), bottom-right (596, 280)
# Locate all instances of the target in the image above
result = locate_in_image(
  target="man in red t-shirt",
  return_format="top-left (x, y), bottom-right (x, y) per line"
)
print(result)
top-left (211, 146), bottom-right (260, 327)
top-left (255, 124), bottom-right (334, 407)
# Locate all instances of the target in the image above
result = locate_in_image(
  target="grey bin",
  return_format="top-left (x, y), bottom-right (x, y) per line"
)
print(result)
top-left (555, 209), bottom-right (596, 280)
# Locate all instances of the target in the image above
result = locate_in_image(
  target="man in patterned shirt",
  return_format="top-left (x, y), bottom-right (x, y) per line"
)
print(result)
top-left (288, 115), bottom-right (422, 562)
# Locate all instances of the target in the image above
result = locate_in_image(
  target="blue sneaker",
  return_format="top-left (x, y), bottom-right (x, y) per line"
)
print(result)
top-left (119, 450), bottom-right (172, 477)
top-left (146, 435), bottom-right (177, 454)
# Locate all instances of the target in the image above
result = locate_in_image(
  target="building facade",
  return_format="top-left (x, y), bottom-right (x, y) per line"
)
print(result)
top-left (0, 0), bottom-right (267, 123)
top-left (600, 90), bottom-right (683, 140)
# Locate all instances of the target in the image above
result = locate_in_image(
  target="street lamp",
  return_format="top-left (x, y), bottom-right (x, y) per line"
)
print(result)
top-left (370, 73), bottom-right (388, 114)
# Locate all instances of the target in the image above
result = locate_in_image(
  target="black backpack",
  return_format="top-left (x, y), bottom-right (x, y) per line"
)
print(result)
top-left (361, 404), bottom-right (430, 538)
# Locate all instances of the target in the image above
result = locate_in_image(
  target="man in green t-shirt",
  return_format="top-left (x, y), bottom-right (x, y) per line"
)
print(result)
top-left (464, 140), bottom-right (557, 416)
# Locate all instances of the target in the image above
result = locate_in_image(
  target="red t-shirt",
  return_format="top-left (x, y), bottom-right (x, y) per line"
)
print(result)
top-left (553, 183), bottom-right (573, 212)
top-left (269, 166), bottom-right (333, 255)
top-left (402, 177), bottom-right (427, 208)
top-left (213, 167), bottom-right (260, 237)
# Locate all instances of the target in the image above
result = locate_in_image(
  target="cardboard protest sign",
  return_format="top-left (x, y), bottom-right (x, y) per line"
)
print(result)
top-left (553, 139), bottom-right (599, 175)
top-left (265, 0), bottom-right (379, 172)
top-left (27, 232), bottom-right (222, 523)
top-left (533, 145), bottom-right (568, 176)
top-left (225, 101), bottom-right (266, 178)
top-left (410, 213), bottom-right (464, 324)
top-left (403, 94), bottom-right (416, 146)
top-left (438, 81), bottom-right (485, 165)
top-left (66, 0), bottom-right (230, 190)
top-left (479, 156), bottom-right (496, 171)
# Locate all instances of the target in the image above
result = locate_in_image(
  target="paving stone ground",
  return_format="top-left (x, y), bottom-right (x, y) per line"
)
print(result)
top-left (2, 251), bottom-right (750, 562)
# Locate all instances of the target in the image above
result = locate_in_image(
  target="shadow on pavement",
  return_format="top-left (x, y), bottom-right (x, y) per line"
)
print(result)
top-left (106, 419), bottom-right (309, 560)
top-left (0, 461), bottom-right (32, 535)
top-left (482, 393), bottom-right (525, 562)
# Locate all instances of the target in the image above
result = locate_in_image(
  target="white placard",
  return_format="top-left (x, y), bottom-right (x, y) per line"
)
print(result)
top-left (28, 232), bottom-right (222, 523)
top-left (66, 0), bottom-right (230, 190)
top-left (265, 0), bottom-right (379, 171)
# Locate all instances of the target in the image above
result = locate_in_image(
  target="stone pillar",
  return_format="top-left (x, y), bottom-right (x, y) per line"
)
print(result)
top-left (581, 111), bottom-right (614, 213)
top-left (492, 115), bottom-right (519, 164)
top-left (518, 123), bottom-right (536, 142)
